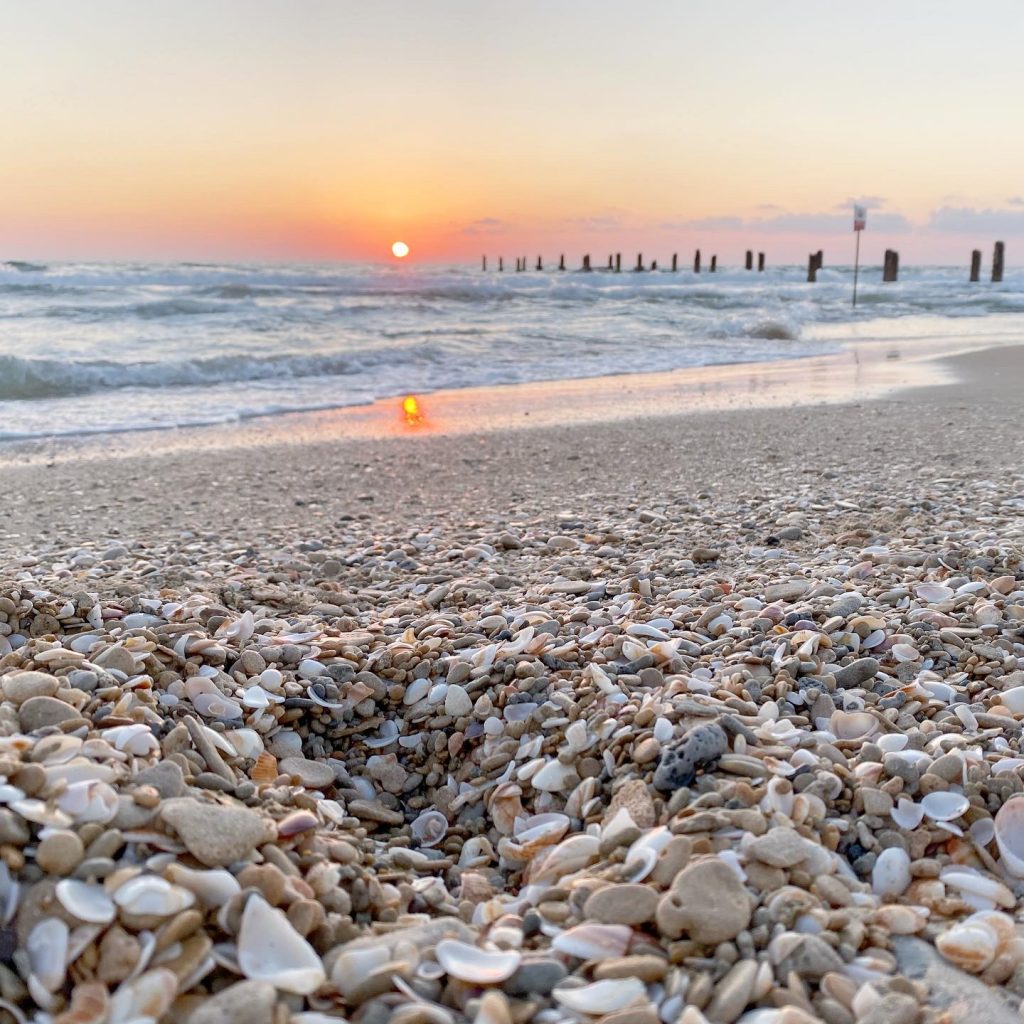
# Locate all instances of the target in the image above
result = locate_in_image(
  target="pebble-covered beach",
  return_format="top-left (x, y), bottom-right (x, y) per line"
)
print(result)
top-left (0, 347), bottom-right (1022, 1024)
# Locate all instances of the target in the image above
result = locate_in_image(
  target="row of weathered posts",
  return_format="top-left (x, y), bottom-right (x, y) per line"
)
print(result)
top-left (482, 242), bottom-right (1007, 282)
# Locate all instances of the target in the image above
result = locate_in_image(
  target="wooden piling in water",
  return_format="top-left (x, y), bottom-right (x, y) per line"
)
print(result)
top-left (970, 250), bottom-right (981, 282)
top-left (482, 256), bottom-right (487, 272)
top-left (710, 255), bottom-right (717, 273)
top-left (807, 251), bottom-right (823, 282)
top-left (582, 254), bottom-right (591, 272)
top-left (558, 254), bottom-right (565, 271)
top-left (498, 257), bottom-right (504, 272)
top-left (745, 250), bottom-right (753, 270)
top-left (651, 259), bottom-right (658, 271)
top-left (671, 253), bottom-right (678, 272)
top-left (693, 250), bottom-right (701, 273)
top-left (607, 255), bottom-right (613, 270)
top-left (615, 253), bottom-right (621, 273)
top-left (536, 257), bottom-right (543, 271)
top-left (882, 249), bottom-right (899, 282)
top-left (993, 241), bottom-right (1005, 282)
top-left (635, 253), bottom-right (644, 272)
top-left (757, 252), bottom-right (765, 272)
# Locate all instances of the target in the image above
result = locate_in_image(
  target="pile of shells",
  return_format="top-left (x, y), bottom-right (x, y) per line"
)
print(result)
top-left (0, 476), bottom-right (1022, 1024)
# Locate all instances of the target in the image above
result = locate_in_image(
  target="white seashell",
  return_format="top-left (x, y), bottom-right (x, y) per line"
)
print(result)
top-left (55, 880), bottom-right (115, 924)
top-left (530, 759), bottom-right (579, 793)
top-left (872, 848), bottom-right (911, 897)
top-left (940, 868), bottom-right (1015, 910)
top-left (364, 719), bottom-right (400, 749)
top-left (114, 875), bottom-right (195, 917)
top-left (102, 724), bottom-right (160, 757)
top-left (552, 977), bottom-right (646, 1014)
top-left (994, 797), bottom-right (1024, 878)
top-left (193, 692), bottom-right (242, 720)
top-left (875, 733), bottom-right (908, 753)
top-left (936, 919), bottom-right (999, 973)
top-left (27, 918), bottom-right (68, 991)
top-left (916, 583), bottom-right (953, 603)
top-left (530, 834), bottom-right (600, 884)
top-left (829, 710), bottom-right (878, 741)
top-left (551, 923), bottom-right (632, 960)
top-left (411, 810), bottom-right (448, 848)
top-left (435, 940), bottom-right (520, 984)
top-left (403, 678), bottom-right (430, 705)
top-left (999, 687), bottom-right (1024, 714)
top-left (224, 728), bottom-right (264, 760)
top-left (891, 644), bottom-right (920, 663)
top-left (164, 864), bottom-right (240, 907)
top-left (921, 791), bottom-right (970, 823)
top-left (331, 946), bottom-right (390, 998)
top-left (890, 799), bottom-right (925, 831)
top-left (237, 894), bottom-right (326, 994)
top-left (970, 818), bottom-right (996, 847)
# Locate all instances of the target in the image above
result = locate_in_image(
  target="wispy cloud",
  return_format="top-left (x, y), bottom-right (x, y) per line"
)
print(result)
top-left (927, 206), bottom-right (1024, 233)
top-left (836, 195), bottom-right (888, 212)
top-left (561, 214), bottom-right (624, 232)
top-left (1008, 197), bottom-right (1024, 207)
top-left (658, 209), bottom-right (910, 234)
top-left (461, 217), bottom-right (507, 236)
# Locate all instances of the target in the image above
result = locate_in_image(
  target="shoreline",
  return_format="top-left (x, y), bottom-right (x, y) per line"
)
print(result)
top-left (0, 330), bottom-right (1011, 469)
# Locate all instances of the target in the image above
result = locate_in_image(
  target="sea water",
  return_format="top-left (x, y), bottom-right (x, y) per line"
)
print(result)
top-left (1, 260), bottom-right (1022, 440)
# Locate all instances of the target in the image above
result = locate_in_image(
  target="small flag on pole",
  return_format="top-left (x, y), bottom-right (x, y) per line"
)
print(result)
top-left (853, 204), bottom-right (867, 232)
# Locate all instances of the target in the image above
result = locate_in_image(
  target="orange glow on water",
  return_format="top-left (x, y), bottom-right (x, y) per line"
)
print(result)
top-left (402, 395), bottom-right (422, 424)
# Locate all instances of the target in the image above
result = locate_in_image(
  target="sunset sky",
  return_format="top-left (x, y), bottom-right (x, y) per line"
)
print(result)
top-left (6, 1), bottom-right (1024, 264)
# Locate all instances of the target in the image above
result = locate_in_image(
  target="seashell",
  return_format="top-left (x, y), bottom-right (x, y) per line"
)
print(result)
top-left (193, 692), bottom-right (242, 720)
top-left (529, 834), bottom-right (599, 884)
top-left (278, 810), bottom-right (319, 837)
top-left (552, 977), bottom-right (646, 1014)
top-left (891, 643), bottom-right (920, 662)
top-left (250, 751), bottom-right (278, 783)
top-left (53, 981), bottom-right (109, 1024)
top-left (330, 946), bottom-right (390, 998)
top-left (411, 810), bottom-right (449, 848)
top-left (871, 848), bottom-right (911, 897)
top-left (921, 791), bottom-right (969, 823)
top-left (999, 687), bottom-right (1024, 715)
top-left (458, 837), bottom-right (494, 869)
top-left (935, 918), bottom-right (999, 973)
top-left (530, 759), bottom-right (580, 793)
top-left (106, 968), bottom-right (178, 1023)
top-left (364, 719), bottom-right (400, 749)
top-left (55, 880), bottom-right (115, 925)
top-left (970, 818), bottom-right (996, 847)
top-left (890, 798), bottom-right (925, 831)
top-left (916, 583), bottom-right (953, 603)
top-left (164, 864), bottom-right (240, 907)
top-left (435, 940), bottom-right (520, 984)
top-left (403, 678), bottom-right (430, 705)
top-left (875, 733), bottom-right (908, 753)
top-left (101, 725), bottom-right (160, 757)
top-left (872, 905), bottom-right (928, 934)
top-left (940, 867), bottom-right (1015, 910)
top-left (551, 923), bottom-right (632, 960)
top-left (488, 783), bottom-right (524, 836)
top-left (28, 917), bottom-right (68, 992)
top-left (829, 710), bottom-right (878, 741)
top-left (114, 875), bottom-right (195, 917)
top-left (237, 894), bottom-right (326, 994)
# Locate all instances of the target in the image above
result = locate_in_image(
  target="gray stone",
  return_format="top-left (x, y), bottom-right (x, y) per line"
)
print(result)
top-left (858, 993), bottom-right (921, 1024)
top-left (278, 756), bottom-right (336, 790)
top-left (777, 934), bottom-right (844, 981)
top-left (2, 671), bottom-right (59, 705)
top-left (19, 695), bottom-right (82, 732)
top-left (504, 958), bottom-right (567, 997)
top-left (831, 657), bottom-right (880, 689)
top-left (764, 581), bottom-right (810, 603)
top-left (133, 761), bottom-right (185, 799)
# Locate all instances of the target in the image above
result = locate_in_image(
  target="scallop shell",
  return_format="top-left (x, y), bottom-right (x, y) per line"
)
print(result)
top-left (891, 799), bottom-right (925, 831)
top-left (936, 919), bottom-right (999, 973)
top-left (55, 880), bottom-right (115, 925)
top-left (250, 751), bottom-right (278, 783)
top-left (552, 978), bottom-right (646, 1014)
top-left (551, 923), bottom-right (632, 960)
top-left (829, 710), bottom-right (878, 741)
top-left (994, 797), bottom-right (1024, 878)
top-left (921, 791), bottom-right (970, 823)
top-left (435, 940), bottom-right (520, 984)
top-left (237, 894), bottom-right (326, 994)
top-left (411, 810), bottom-right (449, 848)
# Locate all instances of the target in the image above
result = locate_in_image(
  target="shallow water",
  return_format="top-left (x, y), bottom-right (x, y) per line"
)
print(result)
top-left (2, 259), bottom-right (1023, 440)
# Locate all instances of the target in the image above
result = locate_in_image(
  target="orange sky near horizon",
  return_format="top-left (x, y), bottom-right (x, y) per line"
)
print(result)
top-left (6, 1), bottom-right (1024, 264)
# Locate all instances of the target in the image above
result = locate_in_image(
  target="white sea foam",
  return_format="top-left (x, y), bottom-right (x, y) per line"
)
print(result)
top-left (0, 260), bottom-right (1022, 439)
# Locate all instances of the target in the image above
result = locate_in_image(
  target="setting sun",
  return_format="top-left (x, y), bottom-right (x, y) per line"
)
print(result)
top-left (391, 241), bottom-right (410, 258)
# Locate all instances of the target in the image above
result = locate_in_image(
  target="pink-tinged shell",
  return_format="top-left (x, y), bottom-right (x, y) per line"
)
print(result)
top-left (278, 810), bottom-right (319, 837)
top-left (994, 796), bottom-right (1024, 878)
top-left (551, 923), bottom-right (632, 960)
top-left (53, 984), bottom-right (109, 1024)
top-left (435, 939), bottom-right (521, 984)
top-left (935, 919), bottom-right (999, 973)
top-left (829, 710), bottom-right (878, 741)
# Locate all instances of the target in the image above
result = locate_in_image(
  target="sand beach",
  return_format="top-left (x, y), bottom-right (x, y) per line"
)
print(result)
top-left (0, 341), bottom-right (1022, 1022)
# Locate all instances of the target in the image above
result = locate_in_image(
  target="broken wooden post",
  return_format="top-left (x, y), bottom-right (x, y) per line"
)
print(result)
top-left (615, 253), bottom-right (621, 273)
top-left (693, 249), bottom-right (701, 273)
top-left (807, 251), bottom-right (823, 282)
top-left (607, 255), bottom-right (613, 270)
top-left (882, 249), bottom-right (899, 282)
top-left (993, 241), bottom-right (1005, 282)
top-left (671, 253), bottom-right (678, 272)
top-left (558, 254), bottom-right (565, 271)
top-left (498, 257), bottom-right (504, 272)
top-left (482, 256), bottom-right (487, 272)
top-left (651, 259), bottom-right (658, 270)
top-left (757, 252), bottom-right (765, 272)
top-left (582, 255), bottom-right (591, 272)
top-left (536, 256), bottom-right (543, 271)
top-left (710, 255), bottom-right (717, 273)
top-left (970, 250), bottom-right (981, 282)
top-left (745, 250), bottom-right (753, 270)
top-left (634, 253), bottom-right (643, 271)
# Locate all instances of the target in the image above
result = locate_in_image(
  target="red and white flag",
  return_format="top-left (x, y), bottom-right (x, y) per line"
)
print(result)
top-left (853, 205), bottom-right (867, 232)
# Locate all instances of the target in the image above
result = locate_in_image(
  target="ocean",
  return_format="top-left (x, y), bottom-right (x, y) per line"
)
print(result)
top-left (2, 259), bottom-right (1023, 441)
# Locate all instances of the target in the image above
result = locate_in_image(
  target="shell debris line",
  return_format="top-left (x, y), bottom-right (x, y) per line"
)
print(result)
top-left (0, 479), bottom-right (1022, 1024)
